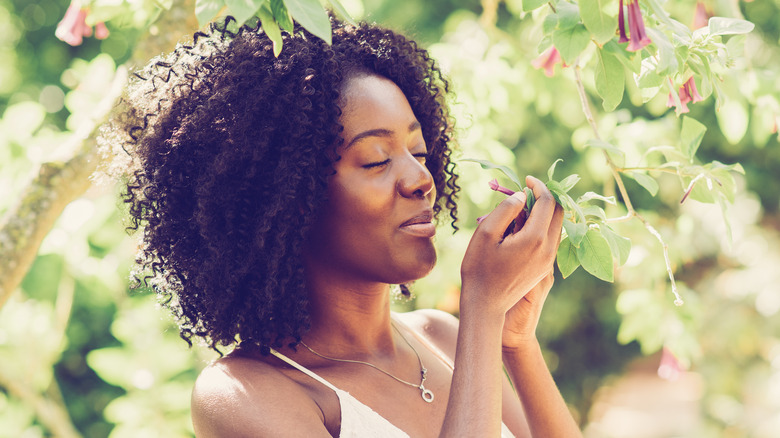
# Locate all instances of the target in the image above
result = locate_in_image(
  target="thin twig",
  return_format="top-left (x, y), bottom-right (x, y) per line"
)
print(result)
top-left (619, 166), bottom-right (681, 175)
top-left (0, 367), bottom-right (82, 438)
top-left (573, 62), bottom-right (683, 305)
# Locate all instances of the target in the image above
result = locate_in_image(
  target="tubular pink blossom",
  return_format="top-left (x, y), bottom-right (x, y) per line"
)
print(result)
top-left (531, 46), bottom-right (564, 77)
top-left (55, 1), bottom-right (109, 46)
top-left (657, 347), bottom-right (682, 381)
top-left (692, 1), bottom-right (711, 29)
top-left (55, 1), bottom-right (88, 46)
top-left (626, 0), bottom-right (651, 52)
top-left (684, 76), bottom-right (703, 103)
top-left (666, 91), bottom-right (690, 114)
top-left (618, 0), bottom-right (629, 43)
top-left (95, 22), bottom-right (110, 40)
top-left (488, 179), bottom-right (516, 196)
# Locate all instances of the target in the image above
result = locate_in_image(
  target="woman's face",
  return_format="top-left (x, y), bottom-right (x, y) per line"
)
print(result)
top-left (306, 74), bottom-right (437, 285)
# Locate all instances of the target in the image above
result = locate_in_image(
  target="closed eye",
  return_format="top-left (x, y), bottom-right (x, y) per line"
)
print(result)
top-left (363, 159), bottom-right (390, 169)
top-left (413, 152), bottom-right (428, 163)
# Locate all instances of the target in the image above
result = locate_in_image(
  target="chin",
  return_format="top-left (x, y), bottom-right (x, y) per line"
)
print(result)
top-left (396, 248), bottom-right (437, 283)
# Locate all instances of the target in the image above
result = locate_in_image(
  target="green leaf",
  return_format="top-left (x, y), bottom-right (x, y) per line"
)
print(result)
top-left (524, 187), bottom-right (536, 213)
top-left (543, 14), bottom-right (559, 35)
top-left (585, 138), bottom-right (626, 167)
top-left (195, 0), bottom-right (225, 26)
top-left (327, 0), bottom-right (356, 25)
top-left (86, 3), bottom-right (126, 24)
top-left (637, 57), bottom-right (664, 89)
top-left (559, 174), bottom-right (580, 192)
top-left (644, 0), bottom-right (692, 38)
top-left (708, 17), bottom-right (755, 36)
top-left (522, 0), bottom-right (548, 12)
top-left (583, 205), bottom-right (607, 221)
top-left (225, 0), bottom-right (265, 26)
top-left (645, 28), bottom-right (677, 74)
top-left (284, 0), bottom-right (332, 44)
top-left (547, 158), bottom-right (563, 181)
top-left (554, 1), bottom-right (581, 29)
top-left (553, 24), bottom-right (591, 65)
top-left (556, 237), bottom-right (580, 278)
top-left (601, 225), bottom-right (631, 265)
top-left (578, 192), bottom-right (616, 204)
top-left (708, 164), bottom-right (739, 203)
top-left (680, 116), bottom-right (707, 161)
top-left (462, 158), bottom-right (523, 189)
top-left (576, 229), bottom-right (614, 282)
top-left (563, 219), bottom-right (588, 247)
top-left (580, 0), bottom-right (617, 45)
top-left (87, 348), bottom-right (135, 389)
top-left (716, 100), bottom-right (749, 145)
top-left (258, 6), bottom-right (283, 56)
top-left (717, 193), bottom-right (733, 245)
top-left (603, 40), bottom-right (640, 74)
top-left (626, 171), bottom-right (659, 196)
top-left (595, 48), bottom-right (625, 111)
top-left (271, 0), bottom-right (294, 33)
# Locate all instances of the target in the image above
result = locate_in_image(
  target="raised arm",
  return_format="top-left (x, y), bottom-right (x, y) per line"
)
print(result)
top-left (440, 176), bottom-right (580, 437)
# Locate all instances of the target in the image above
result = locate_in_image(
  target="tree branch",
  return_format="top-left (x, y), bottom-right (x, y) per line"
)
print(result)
top-left (0, 366), bottom-right (82, 438)
top-left (0, 66), bottom-right (127, 308)
top-left (573, 63), bottom-right (683, 306)
top-left (0, 1), bottom-right (199, 310)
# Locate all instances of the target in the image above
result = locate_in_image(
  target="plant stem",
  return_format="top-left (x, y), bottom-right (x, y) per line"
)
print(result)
top-left (618, 166), bottom-right (681, 174)
top-left (573, 62), bottom-right (683, 305)
top-left (0, 367), bottom-right (82, 438)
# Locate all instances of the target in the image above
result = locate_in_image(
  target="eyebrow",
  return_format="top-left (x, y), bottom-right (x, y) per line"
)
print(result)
top-left (345, 120), bottom-right (422, 149)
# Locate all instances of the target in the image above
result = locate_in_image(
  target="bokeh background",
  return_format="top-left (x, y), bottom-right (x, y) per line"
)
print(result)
top-left (1, 0), bottom-right (779, 437)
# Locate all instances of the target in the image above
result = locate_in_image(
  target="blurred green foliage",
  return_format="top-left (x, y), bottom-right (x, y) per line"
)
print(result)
top-left (2, 0), bottom-right (780, 437)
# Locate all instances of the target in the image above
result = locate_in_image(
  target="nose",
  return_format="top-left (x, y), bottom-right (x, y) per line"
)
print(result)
top-left (397, 154), bottom-right (434, 199)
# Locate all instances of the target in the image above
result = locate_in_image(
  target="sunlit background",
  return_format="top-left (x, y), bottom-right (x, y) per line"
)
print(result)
top-left (1, 0), bottom-right (779, 437)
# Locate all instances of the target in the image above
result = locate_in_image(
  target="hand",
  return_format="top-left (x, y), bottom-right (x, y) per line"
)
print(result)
top-left (502, 271), bottom-right (554, 350)
top-left (460, 176), bottom-right (564, 319)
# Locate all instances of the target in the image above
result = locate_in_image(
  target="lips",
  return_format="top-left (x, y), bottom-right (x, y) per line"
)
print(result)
top-left (399, 210), bottom-right (436, 238)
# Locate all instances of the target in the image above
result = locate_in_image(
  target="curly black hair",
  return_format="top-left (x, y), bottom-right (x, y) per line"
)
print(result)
top-left (101, 16), bottom-right (460, 352)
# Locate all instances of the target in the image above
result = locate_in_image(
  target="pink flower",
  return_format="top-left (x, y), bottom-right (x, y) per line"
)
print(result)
top-left (691, 2), bottom-right (712, 30)
top-left (619, 0), bottom-right (651, 51)
top-left (95, 22), bottom-right (110, 40)
top-left (531, 46), bottom-right (565, 77)
top-left (626, 0), bottom-right (652, 51)
top-left (488, 179), bottom-right (516, 196)
top-left (55, 1), bottom-right (109, 46)
top-left (618, 0), bottom-right (629, 43)
top-left (666, 76), bottom-right (703, 114)
top-left (657, 347), bottom-right (682, 381)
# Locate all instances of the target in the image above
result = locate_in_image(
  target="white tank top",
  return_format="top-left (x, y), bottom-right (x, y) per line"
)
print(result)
top-left (269, 326), bottom-right (516, 438)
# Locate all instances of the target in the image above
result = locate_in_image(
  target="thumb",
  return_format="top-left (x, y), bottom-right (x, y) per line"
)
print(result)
top-left (477, 191), bottom-right (527, 240)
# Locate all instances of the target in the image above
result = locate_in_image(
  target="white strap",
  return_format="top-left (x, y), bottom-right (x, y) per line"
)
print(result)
top-left (268, 348), bottom-right (341, 392)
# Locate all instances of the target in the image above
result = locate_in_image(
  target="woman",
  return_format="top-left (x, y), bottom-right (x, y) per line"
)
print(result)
top-left (105, 15), bottom-right (581, 437)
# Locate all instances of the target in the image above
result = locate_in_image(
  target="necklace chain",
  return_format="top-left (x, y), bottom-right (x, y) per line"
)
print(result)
top-left (299, 322), bottom-right (435, 403)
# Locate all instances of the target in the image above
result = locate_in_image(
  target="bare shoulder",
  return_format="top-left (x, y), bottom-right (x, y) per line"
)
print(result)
top-left (191, 353), bottom-right (330, 437)
top-left (394, 309), bottom-right (459, 358)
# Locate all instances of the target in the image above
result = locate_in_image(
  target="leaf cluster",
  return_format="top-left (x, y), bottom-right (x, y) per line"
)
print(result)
top-left (194, 0), bottom-right (354, 55)
top-left (465, 158), bottom-right (628, 282)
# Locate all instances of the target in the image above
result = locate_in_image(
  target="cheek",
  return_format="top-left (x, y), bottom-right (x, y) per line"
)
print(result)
top-left (328, 174), bottom-right (390, 220)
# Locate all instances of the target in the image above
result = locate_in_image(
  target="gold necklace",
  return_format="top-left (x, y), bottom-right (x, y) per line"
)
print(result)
top-left (299, 322), bottom-right (434, 403)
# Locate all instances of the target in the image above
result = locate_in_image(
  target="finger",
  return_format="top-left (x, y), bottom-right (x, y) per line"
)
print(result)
top-left (548, 202), bottom-right (565, 244)
top-left (477, 190), bottom-right (527, 240)
top-left (518, 176), bottom-right (557, 237)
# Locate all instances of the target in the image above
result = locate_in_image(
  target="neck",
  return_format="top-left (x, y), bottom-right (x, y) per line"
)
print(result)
top-left (303, 265), bottom-right (399, 357)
